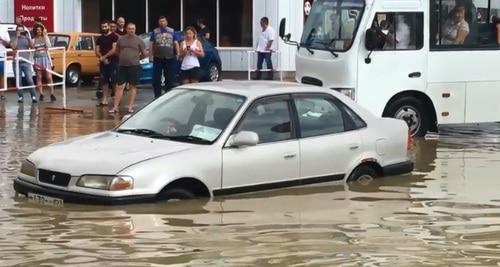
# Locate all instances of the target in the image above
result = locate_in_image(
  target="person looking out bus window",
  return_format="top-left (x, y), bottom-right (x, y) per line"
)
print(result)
top-left (441, 6), bottom-right (469, 45)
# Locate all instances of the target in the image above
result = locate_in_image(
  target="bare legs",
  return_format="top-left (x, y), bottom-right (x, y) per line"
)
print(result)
top-left (111, 83), bottom-right (136, 113)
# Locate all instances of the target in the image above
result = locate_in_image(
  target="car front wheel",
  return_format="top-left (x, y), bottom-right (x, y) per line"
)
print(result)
top-left (385, 96), bottom-right (430, 137)
top-left (159, 187), bottom-right (196, 201)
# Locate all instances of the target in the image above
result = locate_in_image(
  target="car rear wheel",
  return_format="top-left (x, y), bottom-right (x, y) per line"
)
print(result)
top-left (159, 187), bottom-right (196, 201)
top-left (66, 65), bottom-right (81, 87)
top-left (208, 62), bottom-right (221, 82)
top-left (347, 165), bottom-right (378, 185)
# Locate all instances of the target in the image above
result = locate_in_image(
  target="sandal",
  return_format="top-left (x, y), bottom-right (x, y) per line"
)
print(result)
top-left (96, 102), bottom-right (108, 107)
top-left (108, 109), bottom-right (118, 113)
top-left (127, 109), bottom-right (134, 114)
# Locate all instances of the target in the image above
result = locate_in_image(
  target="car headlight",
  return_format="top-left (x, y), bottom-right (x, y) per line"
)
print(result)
top-left (20, 160), bottom-right (37, 177)
top-left (77, 175), bottom-right (134, 191)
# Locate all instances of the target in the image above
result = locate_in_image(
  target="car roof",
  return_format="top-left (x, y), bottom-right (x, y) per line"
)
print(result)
top-left (178, 81), bottom-right (333, 99)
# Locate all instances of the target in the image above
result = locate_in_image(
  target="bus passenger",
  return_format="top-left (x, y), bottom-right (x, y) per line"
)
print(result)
top-left (441, 6), bottom-right (469, 45)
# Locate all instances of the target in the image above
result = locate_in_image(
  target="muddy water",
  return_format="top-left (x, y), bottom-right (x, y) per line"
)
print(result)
top-left (2, 102), bottom-right (500, 266)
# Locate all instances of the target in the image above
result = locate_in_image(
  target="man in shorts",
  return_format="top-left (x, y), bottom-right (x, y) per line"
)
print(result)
top-left (95, 20), bottom-right (119, 106)
top-left (110, 23), bottom-right (147, 114)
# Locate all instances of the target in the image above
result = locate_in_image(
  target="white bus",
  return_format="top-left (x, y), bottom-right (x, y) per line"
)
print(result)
top-left (280, 0), bottom-right (500, 136)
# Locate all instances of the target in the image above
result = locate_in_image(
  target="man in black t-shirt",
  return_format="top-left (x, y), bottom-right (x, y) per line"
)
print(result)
top-left (95, 20), bottom-right (119, 106)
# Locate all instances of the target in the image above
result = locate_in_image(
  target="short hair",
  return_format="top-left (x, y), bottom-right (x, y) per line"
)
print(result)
top-left (197, 17), bottom-right (205, 25)
top-left (100, 20), bottom-right (110, 26)
top-left (109, 20), bottom-right (117, 25)
top-left (126, 22), bottom-right (136, 28)
top-left (34, 16), bottom-right (42, 23)
top-left (184, 26), bottom-right (198, 36)
top-left (261, 17), bottom-right (269, 25)
top-left (158, 16), bottom-right (168, 21)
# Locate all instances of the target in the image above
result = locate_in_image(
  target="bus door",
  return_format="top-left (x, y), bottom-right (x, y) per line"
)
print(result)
top-left (357, 12), bottom-right (427, 121)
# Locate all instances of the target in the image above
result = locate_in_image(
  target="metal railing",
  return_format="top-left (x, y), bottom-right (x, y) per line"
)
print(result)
top-left (246, 50), bottom-right (283, 81)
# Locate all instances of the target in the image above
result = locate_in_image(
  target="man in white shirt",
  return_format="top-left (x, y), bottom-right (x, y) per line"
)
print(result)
top-left (256, 17), bottom-right (275, 80)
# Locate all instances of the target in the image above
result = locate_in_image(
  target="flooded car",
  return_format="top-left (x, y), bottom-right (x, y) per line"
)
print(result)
top-left (13, 81), bottom-right (413, 205)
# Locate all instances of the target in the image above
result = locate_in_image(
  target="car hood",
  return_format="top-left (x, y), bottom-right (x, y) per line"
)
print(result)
top-left (28, 131), bottom-right (196, 176)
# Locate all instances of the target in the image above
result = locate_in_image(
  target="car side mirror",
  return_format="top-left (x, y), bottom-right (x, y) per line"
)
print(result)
top-left (229, 131), bottom-right (259, 147)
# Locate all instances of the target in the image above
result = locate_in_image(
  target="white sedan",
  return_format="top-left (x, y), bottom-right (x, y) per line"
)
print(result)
top-left (14, 81), bottom-right (413, 205)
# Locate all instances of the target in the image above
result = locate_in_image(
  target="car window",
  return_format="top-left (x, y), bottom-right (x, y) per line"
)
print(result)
top-left (50, 35), bottom-right (70, 49)
top-left (236, 98), bottom-right (293, 144)
top-left (76, 35), bottom-right (94, 50)
top-left (294, 96), bottom-right (346, 137)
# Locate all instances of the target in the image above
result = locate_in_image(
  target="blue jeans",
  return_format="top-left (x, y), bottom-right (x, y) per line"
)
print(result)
top-left (13, 62), bottom-right (36, 98)
top-left (153, 58), bottom-right (178, 98)
top-left (256, 52), bottom-right (273, 80)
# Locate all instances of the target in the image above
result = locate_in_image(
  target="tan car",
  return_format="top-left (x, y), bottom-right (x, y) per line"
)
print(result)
top-left (49, 32), bottom-right (100, 86)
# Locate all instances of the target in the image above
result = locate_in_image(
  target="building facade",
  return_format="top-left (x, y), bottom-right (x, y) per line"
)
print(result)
top-left (0, 0), bottom-right (306, 71)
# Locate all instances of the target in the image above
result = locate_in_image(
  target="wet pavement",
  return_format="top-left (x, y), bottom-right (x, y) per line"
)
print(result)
top-left (1, 86), bottom-right (500, 266)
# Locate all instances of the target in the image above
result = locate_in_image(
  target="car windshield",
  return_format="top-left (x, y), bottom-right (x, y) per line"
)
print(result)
top-left (117, 89), bottom-right (246, 144)
top-left (301, 0), bottom-right (364, 52)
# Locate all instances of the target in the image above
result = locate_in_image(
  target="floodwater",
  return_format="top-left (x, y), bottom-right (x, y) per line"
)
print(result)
top-left (2, 94), bottom-right (500, 266)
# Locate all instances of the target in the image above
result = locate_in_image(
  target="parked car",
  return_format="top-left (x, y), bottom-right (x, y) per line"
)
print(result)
top-left (14, 81), bottom-right (413, 205)
top-left (138, 32), bottom-right (222, 84)
top-left (49, 32), bottom-right (101, 86)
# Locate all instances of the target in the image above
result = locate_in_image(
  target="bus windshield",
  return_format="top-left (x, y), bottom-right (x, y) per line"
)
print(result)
top-left (301, 0), bottom-right (365, 52)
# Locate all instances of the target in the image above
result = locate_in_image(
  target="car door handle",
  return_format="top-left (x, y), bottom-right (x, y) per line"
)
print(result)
top-left (408, 72), bottom-right (421, 78)
top-left (284, 153), bottom-right (297, 159)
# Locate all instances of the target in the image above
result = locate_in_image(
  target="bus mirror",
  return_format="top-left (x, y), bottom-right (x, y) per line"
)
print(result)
top-left (365, 29), bottom-right (379, 51)
top-left (279, 18), bottom-right (286, 39)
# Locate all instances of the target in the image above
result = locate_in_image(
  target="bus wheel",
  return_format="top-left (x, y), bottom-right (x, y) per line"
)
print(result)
top-left (386, 96), bottom-right (429, 137)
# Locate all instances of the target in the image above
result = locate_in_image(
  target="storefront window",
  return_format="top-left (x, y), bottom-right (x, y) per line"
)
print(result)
top-left (149, 0), bottom-right (181, 32)
top-left (115, 0), bottom-right (146, 34)
top-left (219, 0), bottom-right (253, 47)
top-left (183, 0), bottom-right (217, 44)
top-left (82, 0), bottom-right (112, 32)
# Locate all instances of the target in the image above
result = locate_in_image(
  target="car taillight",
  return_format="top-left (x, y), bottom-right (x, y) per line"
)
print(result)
top-left (407, 129), bottom-right (413, 151)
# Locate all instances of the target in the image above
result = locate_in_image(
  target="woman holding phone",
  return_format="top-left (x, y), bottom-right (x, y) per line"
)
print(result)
top-left (179, 26), bottom-right (204, 84)
top-left (32, 24), bottom-right (56, 102)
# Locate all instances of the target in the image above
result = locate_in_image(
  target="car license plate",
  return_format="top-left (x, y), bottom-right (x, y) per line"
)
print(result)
top-left (27, 193), bottom-right (64, 207)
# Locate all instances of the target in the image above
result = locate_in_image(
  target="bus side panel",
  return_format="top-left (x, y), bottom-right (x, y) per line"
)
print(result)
top-left (426, 83), bottom-right (466, 124)
top-left (465, 82), bottom-right (500, 123)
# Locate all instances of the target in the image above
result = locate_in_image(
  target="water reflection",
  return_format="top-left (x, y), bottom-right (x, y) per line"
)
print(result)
top-left (1, 100), bottom-right (500, 265)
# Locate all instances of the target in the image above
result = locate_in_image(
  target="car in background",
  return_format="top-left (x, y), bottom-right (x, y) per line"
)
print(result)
top-left (14, 81), bottom-right (413, 205)
top-left (49, 32), bottom-right (101, 87)
top-left (139, 31), bottom-right (222, 84)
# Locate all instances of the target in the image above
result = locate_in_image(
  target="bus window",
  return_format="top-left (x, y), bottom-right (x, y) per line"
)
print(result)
top-left (432, 0), bottom-right (500, 49)
top-left (370, 12), bottom-right (423, 51)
